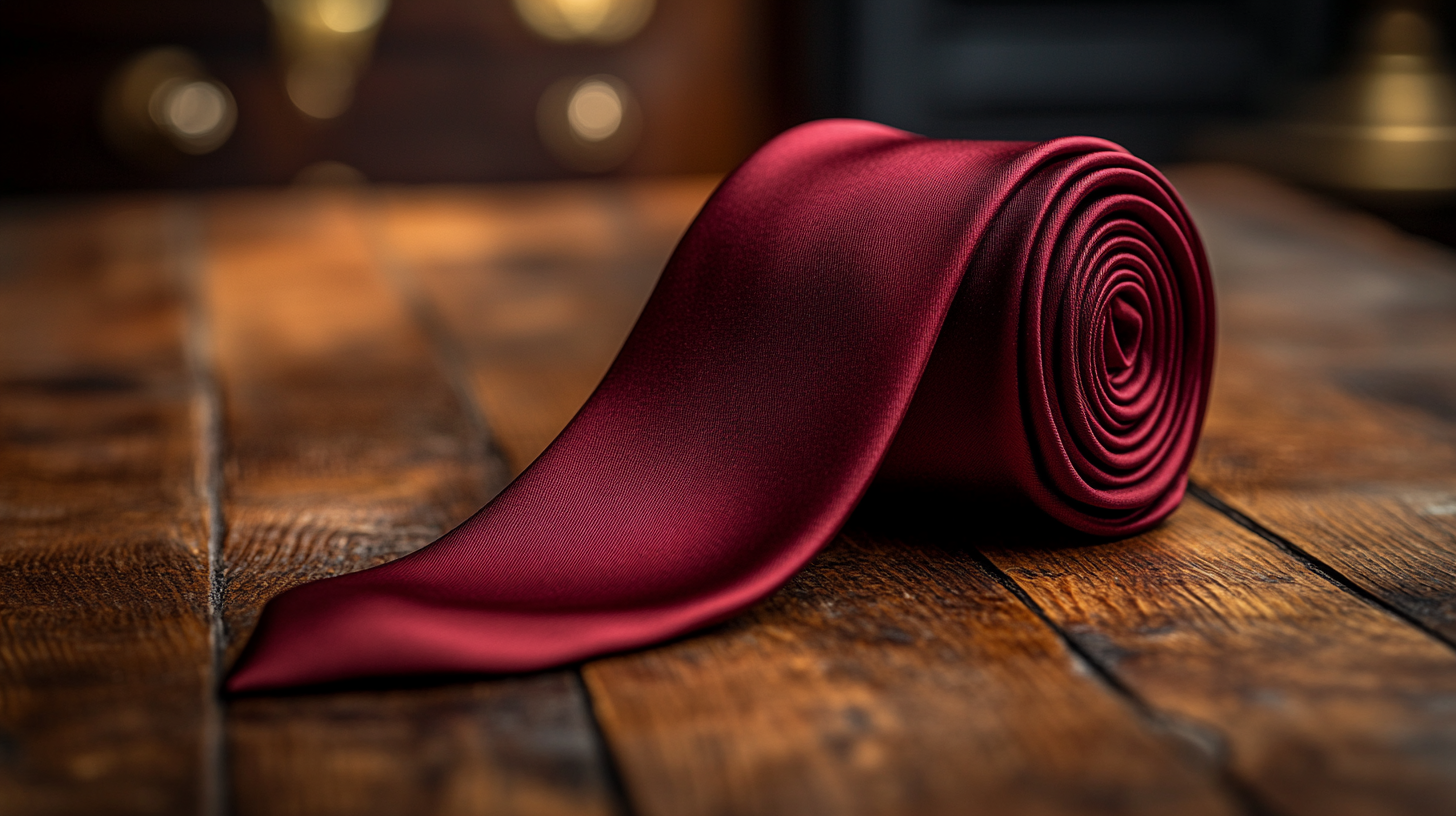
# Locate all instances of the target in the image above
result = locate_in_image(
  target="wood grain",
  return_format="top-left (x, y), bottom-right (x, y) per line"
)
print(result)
top-left (205, 189), bottom-right (497, 655)
top-left (1177, 164), bottom-right (1456, 492)
top-left (9, 167), bottom-right (1456, 815)
top-left (1171, 166), bottom-right (1456, 644)
top-left (585, 528), bottom-right (1244, 816)
top-left (983, 500), bottom-right (1456, 816)
top-left (228, 674), bottom-right (614, 816)
top-left (0, 200), bottom-right (215, 815)
top-left (205, 189), bottom-right (619, 816)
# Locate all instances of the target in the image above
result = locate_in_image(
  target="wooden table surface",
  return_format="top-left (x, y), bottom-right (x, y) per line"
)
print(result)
top-left (4, 166), bottom-right (1456, 816)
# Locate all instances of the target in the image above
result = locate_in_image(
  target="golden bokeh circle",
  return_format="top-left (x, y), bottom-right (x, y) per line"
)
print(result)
top-left (513, 0), bottom-right (654, 44)
top-left (101, 48), bottom-right (238, 162)
top-left (538, 74), bottom-right (642, 172)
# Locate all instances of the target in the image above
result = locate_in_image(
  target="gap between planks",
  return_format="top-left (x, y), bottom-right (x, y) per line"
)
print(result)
top-left (1189, 482), bottom-right (1456, 654)
top-left (363, 192), bottom-right (511, 496)
top-left (173, 199), bottom-right (231, 816)
top-left (364, 189), bottom-right (638, 816)
top-left (959, 543), bottom-right (1277, 816)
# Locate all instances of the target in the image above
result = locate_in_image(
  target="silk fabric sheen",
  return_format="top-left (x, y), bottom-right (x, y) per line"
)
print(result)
top-left (229, 119), bottom-right (1214, 692)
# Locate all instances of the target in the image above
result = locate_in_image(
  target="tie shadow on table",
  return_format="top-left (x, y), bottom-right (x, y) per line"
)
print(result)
top-left (846, 483), bottom-right (1112, 555)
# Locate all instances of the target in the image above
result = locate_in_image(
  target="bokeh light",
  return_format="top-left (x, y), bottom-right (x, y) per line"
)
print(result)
top-left (286, 55), bottom-right (356, 119)
top-left (102, 48), bottom-right (237, 161)
top-left (513, 0), bottom-right (654, 44)
top-left (268, 0), bottom-right (389, 34)
top-left (567, 79), bottom-right (624, 141)
top-left (317, 0), bottom-right (390, 34)
top-left (538, 74), bottom-right (640, 172)
top-left (266, 0), bottom-right (389, 120)
top-left (152, 80), bottom-right (234, 149)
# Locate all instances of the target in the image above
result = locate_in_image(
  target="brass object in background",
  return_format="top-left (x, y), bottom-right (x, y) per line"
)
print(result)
top-left (513, 0), bottom-right (654, 44)
top-left (1216, 3), bottom-right (1456, 195)
top-left (100, 48), bottom-right (237, 165)
top-left (266, 0), bottom-right (390, 120)
top-left (538, 74), bottom-right (642, 172)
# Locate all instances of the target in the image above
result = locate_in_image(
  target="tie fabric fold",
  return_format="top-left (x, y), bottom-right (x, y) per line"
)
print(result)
top-left (228, 119), bottom-right (1214, 692)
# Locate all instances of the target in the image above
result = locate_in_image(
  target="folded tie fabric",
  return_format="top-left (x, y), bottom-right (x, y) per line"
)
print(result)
top-left (228, 119), bottom-right (1214, 692)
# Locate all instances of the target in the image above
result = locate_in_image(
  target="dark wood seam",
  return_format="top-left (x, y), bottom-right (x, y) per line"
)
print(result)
top-left (175, 198), bottom-right (232, 816)
top-left (1188, 481), bottom-right (1456, 653)
top-left (363, 192), bottom-right (513, 495)
top-left (964, 545), bottom-right (1279, 816)
top-left (573, 669), bottom-right (638, 816)
top-left (364, 192), bottom-right (635, 815)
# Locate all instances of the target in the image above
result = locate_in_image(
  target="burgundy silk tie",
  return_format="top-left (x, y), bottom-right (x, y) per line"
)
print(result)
top-left (228, 119), bottom-right (1214, 692)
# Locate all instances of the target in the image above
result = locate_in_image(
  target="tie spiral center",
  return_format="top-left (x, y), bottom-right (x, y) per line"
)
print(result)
top-left (1104, 292), bottom-right (1144, 373)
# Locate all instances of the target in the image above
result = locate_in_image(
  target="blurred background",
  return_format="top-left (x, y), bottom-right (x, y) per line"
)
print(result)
top-left (4, 0), bottom-right (1456, 241)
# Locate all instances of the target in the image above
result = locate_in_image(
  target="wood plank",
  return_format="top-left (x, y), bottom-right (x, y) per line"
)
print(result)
top-left (227, 674), bottom-right (613, 816)
top-left (981, 500), bottom-right (1456, 816)
top-left (205, 189), bottom-right (497, 654)
top-left (205, 188), bottom-right (620, 816)
top-left (1169, 166), bottom-right (1456, 642)
top-left (1177, 164), bottom-right (1456, 491)
top-left (0, 200), bottom-right (217, 815)
top-left (392, 178), bottom-right (1253, 815)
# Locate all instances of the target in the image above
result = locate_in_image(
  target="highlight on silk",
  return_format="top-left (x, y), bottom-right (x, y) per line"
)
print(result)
top-left (9, 2), bottom-right (1456, 815)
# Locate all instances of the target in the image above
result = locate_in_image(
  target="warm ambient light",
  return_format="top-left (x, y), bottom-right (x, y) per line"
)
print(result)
top-left (152, 80), bottom-right (233, 147)
top-left (266, 0), bottom-right (389, 120)
top-left (101, 48), bottom-right (237, 161)
top-left (567, 79), bottom-right (624, 141)
top-left (286, 56), bottom-right (355, 120)
top-left (538, 74), bottom-right (640, 172)
top-left (294, 160), bottom-right (367, 185)
top-left (316, 0), bottom-right (389, 33)
top-left (513, 0), bottom-right (653, 43)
